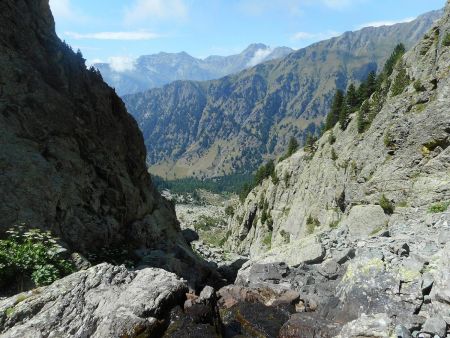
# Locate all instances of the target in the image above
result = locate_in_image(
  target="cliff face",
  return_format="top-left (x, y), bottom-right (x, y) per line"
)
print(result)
top-left (0, 0), bottom-right (182, 255)
top-left (225, 4), bottom-right (450, 257)
top-left (124, 10), bottom-right (443, 179)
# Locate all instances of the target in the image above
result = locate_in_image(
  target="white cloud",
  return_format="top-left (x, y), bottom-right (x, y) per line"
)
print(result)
top-left (108, 56), bottom-right (136, 72)
top-left (124, 0), bottom-right (188, 23)
top-left (65, 31), bottom-right (161, 41)
top-left (247, 48), bottom-right (273, 67)
top-left (291, 30), bottom-right (341, 41)
top-left (356, 17), bottom-right (416, 30)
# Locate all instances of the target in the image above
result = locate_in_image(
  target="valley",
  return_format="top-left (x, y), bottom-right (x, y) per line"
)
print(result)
top-left (0, 0), bottom-right (449, 337)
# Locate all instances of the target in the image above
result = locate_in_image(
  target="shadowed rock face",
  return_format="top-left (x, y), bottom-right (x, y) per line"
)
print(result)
top-left (0, 0), bottom-right (183, 254)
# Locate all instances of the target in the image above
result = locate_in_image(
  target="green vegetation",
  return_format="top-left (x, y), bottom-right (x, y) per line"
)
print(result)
top-left (5, 307), bottom-right (14, 317)
top-left (263, 232), bottom-right (273, 248)
top-left (152, 173), bottom-right (253, 196)
top-left (194, 215), bottom-right (220, 232)
top-left (280, 230), bottom-right (290, 244)
top-left (225, 205), bottom-right (235, 217)
top-left (328, 130), bottom-right (336, 145)
top-left (0, 226), bottom-right (75, 293)
top-left (279, 137), bottom-right (299, 162)
top-left (239, 160), bottom-right (278, 202)
top-left (331, 148), bottom-right (338, 161)
top-left (379, 194), bottom-right (395, 215)
top-left (304, 134), bottom-right (318, 154)
top-left (357, 100), bottom-right (370, 133)
top-left (428, 201), bottom-right (450, 213)
top-left (443, 32), bottom-right (450, 47)
top-left (325, 89), bottom-right (345, 131)
top-left (384, 44), bottom-right (406, 77)
top-left (254, 160), bottom-right (275, 186)
top-left (391, 63), bottom-right (411, 96)
top-left (324, 44), bottom-right (406, 135)
top-left (329, 220), bottom-right (340, 229)
top-left (306, 215), bottom-right (320, 235)
top-left (413, 80), bottom-right (425, 92)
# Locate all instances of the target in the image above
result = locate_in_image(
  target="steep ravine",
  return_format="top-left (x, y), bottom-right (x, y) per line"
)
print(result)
top-left (1, 0), bottom-right (449, 337)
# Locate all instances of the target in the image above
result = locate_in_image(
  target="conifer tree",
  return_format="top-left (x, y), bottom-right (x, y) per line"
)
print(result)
top-left (339, 97), bottom-right (349, 130)
top-left (384, 43), bottom-right (406, 76)
top-left (325, 89), bottom-right (344, 130)
top-left (356, 81), bottom-right (367, 105)
top-left (366, 71), bottom-right (377, 98)
top-left (346, 83), bottom-right (358, 111)
top-left (287, 137), bottom-right (299, 157)
top-left (357, 100), bottom-right (370, 133)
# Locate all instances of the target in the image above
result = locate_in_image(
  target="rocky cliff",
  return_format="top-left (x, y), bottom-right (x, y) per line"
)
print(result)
top-left (0, 0), bottom-right (204, 280)
top-left (222, 1), bottom-right (450, 336)
top-left (124, 10), bottom-right (443, 179)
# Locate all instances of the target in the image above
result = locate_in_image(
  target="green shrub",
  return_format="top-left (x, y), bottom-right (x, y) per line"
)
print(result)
top-left (428, 201), bottom-right (450, 213)
top-left (329, 220), bottom-right (340, 229)
top-left (328, 131), bottom-right (336, 145)
top-left (280, 230), bottom-right (290, 244)
top-left (413, 80), bottom-right (426, 92)
top-left (263, 232), bottom-right (272, 248)
top-left (379, 194), bottom-right (395, 215)
top-left (0, 226), bottom-right (75, 292)
top-left (306, 215), bottom-right (320, 235)
top-left (331, 148), bottom-right (338, 161)
top-left (443, 32), bottom-right (450, 47)
top-left (225, 205), bottom-right (235, 217)
top-left (194, 215), bottom-right (220, 232)
top-left (271, 172), bottom-right (280, 185)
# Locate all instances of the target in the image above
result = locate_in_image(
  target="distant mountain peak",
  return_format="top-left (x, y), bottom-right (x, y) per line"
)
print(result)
top-left (95, 44), bottom-right (293, 95)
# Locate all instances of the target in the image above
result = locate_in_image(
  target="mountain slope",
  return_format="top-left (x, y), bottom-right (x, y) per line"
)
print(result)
top-left (95, 44), bottom-right (293, 95)
top-left (124, 10), bottom-right (443, 179)
top-left (0, 0), bottom-right (210, 283)
top-left (222, 2), bottom-right (450, 335)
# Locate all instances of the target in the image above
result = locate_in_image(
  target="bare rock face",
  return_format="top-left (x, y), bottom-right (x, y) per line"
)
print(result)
top-left (0, 263), bottom-right (189, 337)
top-left (0, 0), bottom-right (183, 254)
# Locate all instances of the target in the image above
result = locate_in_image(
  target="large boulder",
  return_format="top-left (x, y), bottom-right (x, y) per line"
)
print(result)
top-left (0, 264), bottom-right (189, 337)
top-left (342, 205), bottom-right (389, 238)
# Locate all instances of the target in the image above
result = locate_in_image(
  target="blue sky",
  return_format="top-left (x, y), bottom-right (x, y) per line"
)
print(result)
top-left (49, 0), bottom-right (446, 67)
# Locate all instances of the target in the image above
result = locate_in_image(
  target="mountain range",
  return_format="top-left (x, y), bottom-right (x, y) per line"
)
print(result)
top-left (123, 9), bottom-right (443, 180)
top-left (95, 44), bottom-right (293, 95)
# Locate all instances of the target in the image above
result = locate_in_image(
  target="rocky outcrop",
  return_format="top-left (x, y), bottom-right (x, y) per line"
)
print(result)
top-left (0, 0), bottom-right (210, 281)
top-left (223, 2), bottom-right (450, 337)
top-left (0, 263), bottom-right (189, 337)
